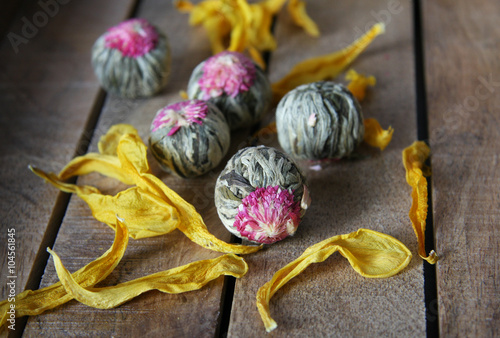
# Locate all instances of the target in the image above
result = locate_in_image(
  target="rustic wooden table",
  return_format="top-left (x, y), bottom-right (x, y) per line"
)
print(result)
top-left (0, 0), bottom-right (498, 337)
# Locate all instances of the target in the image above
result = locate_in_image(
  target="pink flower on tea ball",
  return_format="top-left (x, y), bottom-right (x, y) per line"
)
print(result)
top-left (198, 51), bottom-right (257, 100)
top-left (234, 186), bottom-right (301, 244)
top-left (105, 18), bottom-right (159, 58)
top-left (151, 100), bottom-right (208, 136)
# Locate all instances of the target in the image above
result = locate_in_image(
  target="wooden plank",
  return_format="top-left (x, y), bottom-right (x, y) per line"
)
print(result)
top-left (228, 1), bottom-right (428, 336)
top-left (423, 0), bottom-right (500, 336)
top-left (0, 0), bottom-right (22, 39)
top-left (24, 1), bottom-right (252, 336)
top-left (0, 0), bottom-right (136, 325)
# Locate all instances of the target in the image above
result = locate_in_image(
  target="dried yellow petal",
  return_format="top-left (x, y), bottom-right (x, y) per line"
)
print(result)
top-left (31, 124), bottom-right (262, 254)
top-left (247, 45), bottom-right (266, 69)
top-left (345, 68), bottom-right (376, 101)
top-left (248, 4), bottom-right (277, 52)
top-left (0, 218), bottom-right (128, 328)
top-left (175, 0), bottom-right (320, 66)
top-left (204, 16), bottom-right (233, 54)
top-left (287, 0), bottom-right (320, 37)
top-left (50, 250), bottom-right (248, 309)
top-left (30, 168), bottom-right (181, 238)
top-left (176, 0), bottom-right (230, 54)
top-left (261, 0), bottom-right (287, 14)
top-left (272, 22), bottom-right (385, 100)
top-left (98, 124), bottom-right (140, 156)
top-left (223, 0), bottom-right (253, 53)
top-left (256, 228), bottom-right (412, 332)
top-left (363, 118), bottom-right (394, 151)
top-left (56, 153), bottom-right (133, 184)
top-left (402, 141), bottom-right (438, 264)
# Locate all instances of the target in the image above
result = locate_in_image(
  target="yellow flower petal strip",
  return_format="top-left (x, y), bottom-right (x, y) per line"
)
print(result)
top-left (363, 118), bottom-right (394, 151)
top-left (0, 218), bottom-right (128, 328)
top-left (345, 69), bottom-right (376, 101)
top-left (31, 124), bottom-right (261, 254)
top-left (174, 0), bottom-right (320, 66)
top-left (272, 22), bottom-right (385, 100)
top-left (256, 228), bottom-right (412, 332)
top-left (50, 250), bottom-right (248, 309)
top-left (402, 141), bottom-right (438, 264)
top-left (223, 0), bottom-right (252, 53)
top-left (248, 4), bottom-right (277, 52)
top-left (286, 0), bottom-right (319, 37)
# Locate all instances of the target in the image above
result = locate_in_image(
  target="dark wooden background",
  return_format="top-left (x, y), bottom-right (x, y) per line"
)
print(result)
top-left (0, 0), bottom-right (498, 336)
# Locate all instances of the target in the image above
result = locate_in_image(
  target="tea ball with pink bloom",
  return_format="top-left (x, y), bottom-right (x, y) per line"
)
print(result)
top-left (276, 81), bottom-right (364, 160)
top-left (149, 99), bottom-right (230, 178)
top-left (91, 18), bottom-right (171, 98)
top-left (187, 51), bottom-right (272, 130)
top-left (214, 146), bottom-right (311, 244)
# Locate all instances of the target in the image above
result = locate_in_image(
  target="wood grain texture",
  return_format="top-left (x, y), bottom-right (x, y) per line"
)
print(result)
top-left (228, 1), bottom-right (427, 336)
top-left (423, 0), bottom-right (500, 336)
top-left (23, 0), bottom-right (255, 336)
top-left (0, 0), bottom-right (136, 318)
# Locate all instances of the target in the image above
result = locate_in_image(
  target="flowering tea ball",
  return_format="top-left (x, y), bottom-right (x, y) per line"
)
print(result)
top-left (215, 146), bottom-right (310, 244)
top-left (276, 81), bottom-right (364, 160)
top-left (91, 18), bottom-right (171, 98)
top-left (149, 100), bottom-right (230, 178)
top-left (187, 51), bottom-right (272, 130)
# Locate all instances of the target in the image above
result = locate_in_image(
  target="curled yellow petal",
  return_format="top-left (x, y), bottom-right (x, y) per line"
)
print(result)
top-left (55, 124), bottom-right (144, 185)
top-left (56, 153), bottom-right (132, 184)
top-left (30, 167), bottom-right (180, 239)
top-left (256, 228), bottom-right (412, 332)
top-left (50, 250), bottom-right (248, 309)
top-left (175, 0), bottom-right (320, 66)
top-left (0, 218), bottom-right (128, 328)
top-left (287, 0), bottom-right (320, 37)
top-left (272, 22), bottom-right (385, 100)
top-left (346, 69), bottom-right (376, 101)
top-left (363, 118), bottom-right (394, 151)
top-left (403, 141), bottom-right (438, 264)
top-left (248, 4), bottom-right (277, 52)
top-left (31, 124), bottom-right (261, 254)
top-left (203, 16), bottom-right (232, 54)
top-left (222, 0), bottom-right (252, 53)
top-left (98, 124), bottom-right (140, 156)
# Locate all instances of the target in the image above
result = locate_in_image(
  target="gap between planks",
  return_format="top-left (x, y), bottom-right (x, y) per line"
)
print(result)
top-left (413, 1), bottom-right (439, 337)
